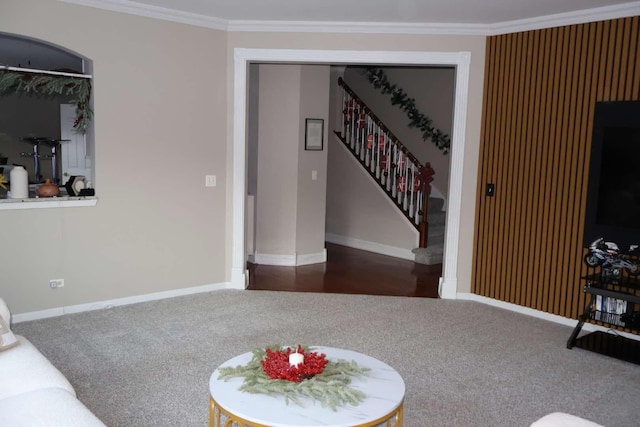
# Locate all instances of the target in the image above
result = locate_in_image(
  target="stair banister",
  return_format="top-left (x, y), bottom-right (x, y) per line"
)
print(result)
top-left (336, 77), bottom-right (434, 248)
top-left (338, 78), bottom-right (423, 168)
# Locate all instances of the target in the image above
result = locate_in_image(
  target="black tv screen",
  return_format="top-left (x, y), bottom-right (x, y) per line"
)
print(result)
top-left (584, 101), bottom-right (640, 252)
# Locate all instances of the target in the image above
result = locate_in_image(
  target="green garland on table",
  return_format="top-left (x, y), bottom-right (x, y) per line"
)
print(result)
top-left (362, 67), bottom-right (451, 154)
top-left (217, 346), bottom-right (370, 411)
top-left (0, 69), bottom-right (92, 134)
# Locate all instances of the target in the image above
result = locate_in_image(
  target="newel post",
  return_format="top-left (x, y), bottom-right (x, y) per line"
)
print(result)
top-left (418, 164), bottom-right (435, 248)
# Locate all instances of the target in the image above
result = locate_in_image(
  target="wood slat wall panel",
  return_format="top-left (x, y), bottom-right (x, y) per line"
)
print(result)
top-left (561, 25), bottom-right (580, 317)
top-left (475, 32), bottom-right (495, 297)
top-left (472, 17), bottom-right (640, 323)
top-left (520, 30), bottom-right (539, 308)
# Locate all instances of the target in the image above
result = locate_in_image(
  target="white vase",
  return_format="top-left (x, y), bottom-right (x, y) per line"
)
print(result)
top-left (9, 166), bottom-right (29, 199)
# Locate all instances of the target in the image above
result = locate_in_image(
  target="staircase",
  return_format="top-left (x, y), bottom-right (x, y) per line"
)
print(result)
top-left (335, 78), bottom-right (445, 265)
top-left (413, 197), bottom-right (445, 265)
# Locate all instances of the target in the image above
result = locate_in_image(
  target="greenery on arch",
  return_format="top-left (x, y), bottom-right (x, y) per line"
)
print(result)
top-left (362, 67), bottom-right (451, 154)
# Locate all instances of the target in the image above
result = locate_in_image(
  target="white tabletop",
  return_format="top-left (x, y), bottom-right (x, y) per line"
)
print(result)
top-left (209, 346), bottom-right (405, 427)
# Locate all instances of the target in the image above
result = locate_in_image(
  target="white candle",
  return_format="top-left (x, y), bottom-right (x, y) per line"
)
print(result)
top-left (289, 352), bottom-right (304, 367)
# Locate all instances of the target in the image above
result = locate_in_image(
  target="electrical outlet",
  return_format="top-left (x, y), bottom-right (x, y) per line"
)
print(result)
top-left (49, 279), bottom-right (64, 289)
top-left (205, 175), bottom-right (216, 187)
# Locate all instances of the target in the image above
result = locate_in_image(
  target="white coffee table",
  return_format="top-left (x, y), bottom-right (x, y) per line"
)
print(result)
top-left (209, 346), bottom-right (405, 427)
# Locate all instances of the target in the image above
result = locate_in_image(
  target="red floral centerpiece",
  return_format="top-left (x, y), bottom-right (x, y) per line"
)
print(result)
top-left (261, 345), bottom-right (328, 383)
top-left (217, 345), bottom-right (370, 410)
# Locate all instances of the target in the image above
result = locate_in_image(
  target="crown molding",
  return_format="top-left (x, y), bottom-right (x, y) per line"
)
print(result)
top-left (489, 1), bottom-right (640, 35)
top-left (58, 0), bottom-right (640, 36)
top-left (58, 0), bottom-right (228, 30)
top-left (226, 20), bottom-right (489, 35)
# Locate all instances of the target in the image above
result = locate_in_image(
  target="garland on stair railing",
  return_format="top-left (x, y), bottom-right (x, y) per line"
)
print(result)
top-left (0, 69), bottom-right (92, 134)
top-left (362, 67), bottom-right (450, 154)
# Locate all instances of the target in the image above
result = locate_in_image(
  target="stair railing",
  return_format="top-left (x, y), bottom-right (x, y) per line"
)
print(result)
top-left (335, 77), bottom-right (434, 248)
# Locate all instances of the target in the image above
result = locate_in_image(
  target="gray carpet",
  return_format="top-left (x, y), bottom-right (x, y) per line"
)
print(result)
top-left (13, 290), bottom-right (640, 427)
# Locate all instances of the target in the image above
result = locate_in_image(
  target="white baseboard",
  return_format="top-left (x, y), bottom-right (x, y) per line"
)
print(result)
top-left (12, 281), bottom-right (230, 323)
top-left (254, 253), bottom-right (296, 266)
top-left (253, 250), bottom-right (327, 266)
top-left (297, 249), bottom-right (327, 266)
top-left (325, 233), bottom-right (415, 261)
top-left (458, 293), bottom-right (640, 342)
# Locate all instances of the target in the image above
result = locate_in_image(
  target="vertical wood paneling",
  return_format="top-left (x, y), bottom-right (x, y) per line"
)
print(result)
top-left (568, 22), bottom-right (587, 314)
top-left (472, 17), bottom-right (640, 324)
top-left (511, 31), bottom-right (527, 306)
top-left (561, 25), bottom-right (580, 317)
top-left (520, 30), bottom-right (538, 308)
top-left (524, 29), bottom-right (544, 309)
top-left (632, 18), bottom-right (640, 97)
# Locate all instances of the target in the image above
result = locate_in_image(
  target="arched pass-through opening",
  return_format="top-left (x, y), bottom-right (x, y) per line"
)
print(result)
top-left (232, 49), bottom-right (470, 299)
top-left (0, 32), bottom-right (94, 190)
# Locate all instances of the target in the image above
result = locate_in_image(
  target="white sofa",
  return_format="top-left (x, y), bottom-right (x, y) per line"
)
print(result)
top-left (531, 412), bottom-right (603, 427)
top-left (0, 299), bottom-right (105, 426)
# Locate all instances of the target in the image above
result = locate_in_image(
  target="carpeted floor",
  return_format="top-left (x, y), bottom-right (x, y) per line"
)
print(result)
top-left (13, 290), bottom-right (640, 427)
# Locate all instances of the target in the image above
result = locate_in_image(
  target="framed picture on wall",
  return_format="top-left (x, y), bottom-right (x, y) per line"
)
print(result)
top-left (305, 118), bottom-right (324, 151)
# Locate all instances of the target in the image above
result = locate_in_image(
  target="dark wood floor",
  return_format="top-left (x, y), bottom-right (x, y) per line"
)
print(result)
top-left (247, 243), bottom-right (441, 298)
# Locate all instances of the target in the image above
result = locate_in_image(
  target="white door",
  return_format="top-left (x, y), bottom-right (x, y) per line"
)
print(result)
top-left (60, 104), bottom-right (91, 184)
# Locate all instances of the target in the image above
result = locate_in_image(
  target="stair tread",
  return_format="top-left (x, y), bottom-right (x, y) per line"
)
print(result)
top-left (412, 246), bottom-right (443, 255)
top-left (427, 197), bottom-right (445, 213)
top-left (412, 244), bottom-right (443, 265)
top-left (428, 212), bottom-right (446, 226)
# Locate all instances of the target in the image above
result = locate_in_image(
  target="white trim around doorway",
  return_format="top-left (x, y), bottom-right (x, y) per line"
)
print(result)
top-left (231, 48), bottom-right (470, 299)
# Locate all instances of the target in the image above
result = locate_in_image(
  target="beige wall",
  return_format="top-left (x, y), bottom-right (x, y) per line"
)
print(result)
top-left (227, 32), bottom-right (485, 294)
top-left (255, 64), bottom-right (329, 259)
top-left (1, 0), bottom-right (228, 314)
top-left (255, 64), bottom-right (300, 255)
top-left (343, 66), bottom-right (454, 200)
top-left (296, 65), bottom-right (329, 257)
top-left (0, 1), bottom-right (485, 315)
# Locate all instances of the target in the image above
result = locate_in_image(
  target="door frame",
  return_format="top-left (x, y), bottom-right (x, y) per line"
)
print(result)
top-left (231, 48), bottom-right (470, 299)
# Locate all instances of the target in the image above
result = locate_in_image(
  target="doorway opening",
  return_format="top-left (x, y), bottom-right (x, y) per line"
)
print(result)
top-left (231, 49), bottom-right (471, 299)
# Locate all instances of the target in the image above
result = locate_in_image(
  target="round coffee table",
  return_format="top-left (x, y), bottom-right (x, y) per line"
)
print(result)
top-left (209, 346), bottom-right (405, 427)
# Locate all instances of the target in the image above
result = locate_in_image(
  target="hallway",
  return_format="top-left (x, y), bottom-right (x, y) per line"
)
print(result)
top-left (247, 243), bottom-right (441, 297)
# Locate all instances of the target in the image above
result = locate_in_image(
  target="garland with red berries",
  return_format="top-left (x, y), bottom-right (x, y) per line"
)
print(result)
top-left (261, 345), bottom-right (328, 382)
top-left (217, 345), bottom-right (370, 410)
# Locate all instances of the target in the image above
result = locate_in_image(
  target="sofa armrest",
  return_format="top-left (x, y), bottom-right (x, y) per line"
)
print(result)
top-left (0, 387), bottom-right (105, 426)
top-left (0, 335), bottom-right (75, 400)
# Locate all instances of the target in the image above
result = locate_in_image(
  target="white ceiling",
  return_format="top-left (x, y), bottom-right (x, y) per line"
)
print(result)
top-left (101, 0), bottom-right (638, 24)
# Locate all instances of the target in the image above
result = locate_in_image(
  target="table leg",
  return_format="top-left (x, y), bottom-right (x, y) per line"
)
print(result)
top-left (396, 402), bottom-right (403, 426)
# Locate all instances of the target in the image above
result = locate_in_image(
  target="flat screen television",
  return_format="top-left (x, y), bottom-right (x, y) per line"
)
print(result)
top-left (583, 100), bottom-right (640, 252)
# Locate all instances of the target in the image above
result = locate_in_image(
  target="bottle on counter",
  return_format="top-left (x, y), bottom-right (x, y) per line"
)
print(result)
top-left (9, 166), bottom-right (29, 199)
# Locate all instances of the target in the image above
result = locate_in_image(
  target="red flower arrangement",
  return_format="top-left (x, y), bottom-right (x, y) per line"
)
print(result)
top-left (261, 345), bottom-right (328, 383)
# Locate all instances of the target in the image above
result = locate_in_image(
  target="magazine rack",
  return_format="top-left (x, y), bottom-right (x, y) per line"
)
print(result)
top-left (567, 269), bottom-right (640, 365)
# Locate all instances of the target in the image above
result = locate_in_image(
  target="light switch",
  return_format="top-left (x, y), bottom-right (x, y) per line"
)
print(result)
top-left (312, 170), bottom-right (318, 181)
top-left (205, 175), bottom-right (217, 187)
